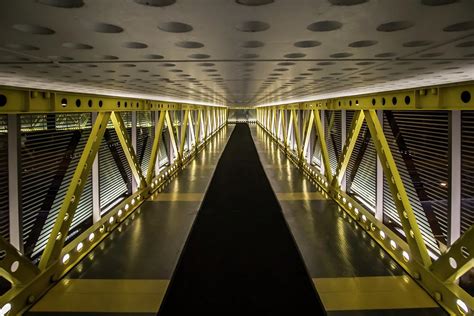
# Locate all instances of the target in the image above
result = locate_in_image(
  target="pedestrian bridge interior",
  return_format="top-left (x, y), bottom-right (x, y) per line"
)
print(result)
top-left (0, 0), bottom-right (473, 315)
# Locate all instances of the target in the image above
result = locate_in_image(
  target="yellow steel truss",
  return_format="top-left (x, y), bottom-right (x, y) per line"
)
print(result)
top-left (146, 111), bottom-right (167, 184)
top-left (0, 86), bottom-right (227, 315)
top-left (256, 82), bottom-right (474, 316)
top-left (39, 112), bottom-right (111, 270)
top-left (364, 109), bottom-right (431, 266)
top-left (258, 81), bottom-right (473, 111)
top-left (313, 110), bottom-right (333, 183)
top-left (111, 112), bottom-right (147, 189)
top-left (332, 110), bottom-right (364, 187)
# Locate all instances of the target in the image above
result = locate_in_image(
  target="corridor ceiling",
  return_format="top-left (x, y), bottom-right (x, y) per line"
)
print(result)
top-left (0, 0), bottom-right (473, 106)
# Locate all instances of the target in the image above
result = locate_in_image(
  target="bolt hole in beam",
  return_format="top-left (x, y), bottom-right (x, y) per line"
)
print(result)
top-left (405, 95), bottom-right (411, 105)
top-left (0, 94), bottom-right (7, 107)
top-left (461, 91), bottom-right (471, 103)
top-left (75, 99), bottom-right (81, 107)
top-left (61, 98), bottom-right (67, 107)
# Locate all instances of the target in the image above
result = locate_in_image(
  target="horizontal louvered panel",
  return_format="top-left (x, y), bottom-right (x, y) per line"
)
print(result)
top-left (351, 140), bottom-right (376, 212)
top-left (32, 122), bottom-right (93, 257)
top-left (158, 133), bottom-right (169, 168)
top-left (99, 127), bottom-right (131, 214)
top-left (325, 110), bottom-right (341, 175)
top-left (345, 111), bottom-right (376, 211)
top-left (461, 111), bottom-right (474, 234)
top-left (21, 114), bottom-right (93, 258)
top-left (0, 115), bottom-right (8, 241)
top-left (137, 112), bottom-right (153, 174)
top-left (383, 111), bottom-right (443, 255)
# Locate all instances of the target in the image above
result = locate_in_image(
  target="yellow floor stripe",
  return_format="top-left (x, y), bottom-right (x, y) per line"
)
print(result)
top-left (150, 192), bottom-right (204, 202)
top-left (276, 192), bottom-right (326, 200)
top-left (313, 276), bottom-right (438, 311)
top-left (31, 279), bottom-right (169, 313)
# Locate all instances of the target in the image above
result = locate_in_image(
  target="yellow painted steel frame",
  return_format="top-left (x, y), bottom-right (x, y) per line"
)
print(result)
top-left (302, 110), bottom-right (314, 161)
top-left (0, 87), bottom-right (227, 315)
top-left (111, 112), bottom-right (147, 189)
top-left (290, 109), bottom-right (302, 158)
top-left (146, 111), bottom-right (167, 184)
top-left (313, 110), bottom-right (333, 183)
top-left (179, 109), bottom-right (190, 160)
top-left (364, 109), bottom-right (431, 266)
top-left (332, 110), bottom-right (364, 187)
top-left (256, 81), bottom-right (474, 316)
top-left (39, 112), bottom-right (111, 270)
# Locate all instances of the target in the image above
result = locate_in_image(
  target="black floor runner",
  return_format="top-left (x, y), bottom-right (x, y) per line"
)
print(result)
top-left (158, 124), bottom-right (326, 315)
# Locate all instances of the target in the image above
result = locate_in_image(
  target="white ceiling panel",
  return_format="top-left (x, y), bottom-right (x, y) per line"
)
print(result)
top-left (0, 0), bottom-right (473, 106)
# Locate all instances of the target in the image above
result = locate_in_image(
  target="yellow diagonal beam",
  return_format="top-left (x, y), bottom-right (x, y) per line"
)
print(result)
top-left (165, 111), bottom-right (179, 161)
top-left (146, 110), bottom-right (166, 183)
top-left (0, 235), bottom-right (39, 285)
top-left (281, 109), bottom-right (287, 144)
top-left (213, 108), bottom-right (217, 131)
top-left (271, 108), bottom-right (277, 134)
top-left (303, 111), bottom-right (315, 159)
top-left (111, 112), bottom-right (146, 188)
top-left (291, 109), bottom-right (302, 156)
top-left (203, 108), bottom-right (209, 139)
top-left (333, 110), bottom-right (365, 186)
top-left (39, 112), bottom-right (110, 270)
top-left (364, 109), bottom-right (431, 266)
top-left (430, 225), bottom-right (474, 282)
top-left (195, 109), bottom-right (202, 143)
top-left (313, 110), bottom-right (333, 182)
top-left (286, 110), bottom-right (293, 148)
top-left (275, 109), bottom-right (280, 140)
top-left (188, 110), bottom-right (196, 148)
top-left (178, 109), bottom-right (190, 158)
top-left (328, 111), bottom-right (336, 134)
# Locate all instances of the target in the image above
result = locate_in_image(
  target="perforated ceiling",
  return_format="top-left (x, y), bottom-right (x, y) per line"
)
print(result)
top-left (0, 0), bottom-right (473, 106)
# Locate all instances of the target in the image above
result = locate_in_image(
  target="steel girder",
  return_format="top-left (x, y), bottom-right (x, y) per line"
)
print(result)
top-left (0, 88), bottom-right (227, 315)
top-left (256, 83), bottom-right (474, 315)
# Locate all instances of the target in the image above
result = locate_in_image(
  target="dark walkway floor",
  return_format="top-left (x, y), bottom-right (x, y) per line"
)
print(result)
top-left (158, 124), bottom-right (325, 315)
